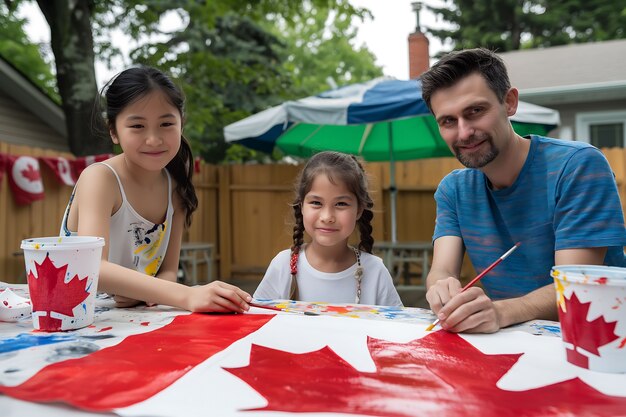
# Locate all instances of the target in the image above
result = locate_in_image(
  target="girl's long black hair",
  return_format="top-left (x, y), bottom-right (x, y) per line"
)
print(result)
top-left (96, 66), bottom-right (198, 227)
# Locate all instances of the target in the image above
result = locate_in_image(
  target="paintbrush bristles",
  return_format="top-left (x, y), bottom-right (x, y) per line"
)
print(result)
top-left (424, 320), bottom-right (438, 331)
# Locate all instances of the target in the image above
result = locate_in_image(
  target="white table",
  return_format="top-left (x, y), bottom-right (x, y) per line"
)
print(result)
top-left (179, 242), bottom-right (214, 285)
top-left (373, 241), bottom-right (433, 289)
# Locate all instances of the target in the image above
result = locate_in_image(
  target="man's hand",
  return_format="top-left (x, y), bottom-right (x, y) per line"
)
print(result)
top-left (426, 277), bottom-right (502, 333)
top-left (425, 276), bottom-right (462, 314)
top-left (435, 286), bottom-right (502, 333)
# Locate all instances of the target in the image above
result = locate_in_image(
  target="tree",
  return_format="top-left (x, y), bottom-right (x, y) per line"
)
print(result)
top-left (424, 0), bottom-right (626, 53)
top-left (0, 2), bottom-right (59, 101)
top-left (8, 0), bottom-right (382, 161)
top-left (105, 0), bottom-right (382, 162)
top-left (272, 3), bottom-right (383, 97)
top-left (36, 0), bottom-right (113, 155)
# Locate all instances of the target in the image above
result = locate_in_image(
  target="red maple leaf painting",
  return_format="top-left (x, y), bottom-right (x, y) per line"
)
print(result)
top-left (28, 254), bottom-right (90, 329)
top-left (226, 331), bottom-right (626, 417)
top-left (21, 163), bottom-right (41, 182)
top-left (560, 292), bottom-right (619, 369)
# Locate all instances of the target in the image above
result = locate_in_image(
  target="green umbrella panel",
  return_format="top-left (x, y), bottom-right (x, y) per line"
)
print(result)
top-left (277, 116), bottom-right (552, 162)
top-left (276, 116), bottom-right (553, 242)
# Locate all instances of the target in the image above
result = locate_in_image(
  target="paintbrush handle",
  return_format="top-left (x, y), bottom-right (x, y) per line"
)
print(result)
top-left (249, 302), bottom-right (282, 312)
top-left (250, 302), bottom-right (320, 316)
top-left (461, 242), bottom-right (520, 291)
top-left (461, 259), bottom-right (502, 290)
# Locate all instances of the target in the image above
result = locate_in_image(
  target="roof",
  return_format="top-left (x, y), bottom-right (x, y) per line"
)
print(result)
top-left (500, 39), bottom-right (626, 105)
top-left (0, 56), bottom-right (66, 137)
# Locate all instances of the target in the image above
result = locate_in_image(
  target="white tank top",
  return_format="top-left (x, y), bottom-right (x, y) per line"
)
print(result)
top-left (61, 163), bottom-right (174, 276)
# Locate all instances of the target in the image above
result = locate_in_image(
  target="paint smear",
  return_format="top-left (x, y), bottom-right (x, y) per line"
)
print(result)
top-left (0, 314), bottom-right (273, 411)
top-left (0, 334), bottom-right (76, 354)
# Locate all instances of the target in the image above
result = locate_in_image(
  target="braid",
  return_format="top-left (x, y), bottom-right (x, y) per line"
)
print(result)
top-left (357, 208), bottom-right (374, 253)
top-left (348, 155), bottom-right (375, 253)
top-left (289, 203), bottom-right (305, 300)
top-left (291, 203), bottom-right (305, 252)
top-left (166, 137), bottom-right (198, 228)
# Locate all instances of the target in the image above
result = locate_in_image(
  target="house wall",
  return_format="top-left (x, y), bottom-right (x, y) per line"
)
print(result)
top-left (552, 98), bottom-right (626, 141)
top-left (0, 90), bottom-right (68, 152)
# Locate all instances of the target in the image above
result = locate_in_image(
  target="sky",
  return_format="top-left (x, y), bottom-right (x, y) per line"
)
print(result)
top-left (19, 1), bottom-right (448, 87)
top-left (350, 0), bottom-right (447, 78)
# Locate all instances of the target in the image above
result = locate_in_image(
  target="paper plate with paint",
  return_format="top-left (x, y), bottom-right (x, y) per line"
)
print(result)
top-left (0, 288), bottom-right (32, 322)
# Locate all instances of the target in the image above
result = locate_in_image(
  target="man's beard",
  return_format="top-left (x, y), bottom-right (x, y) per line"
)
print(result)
top-left (452, 133), bottom-right (499, 168)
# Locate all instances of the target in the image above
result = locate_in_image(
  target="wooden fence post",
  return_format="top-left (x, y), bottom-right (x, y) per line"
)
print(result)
top-left (218, 165), bottom-right (232, 280)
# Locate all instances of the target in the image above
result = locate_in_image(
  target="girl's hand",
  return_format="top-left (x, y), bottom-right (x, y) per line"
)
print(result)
top-left (113, 294), bottom-right (144, 308)
top-left (187, 281), bottom-right (251, 313)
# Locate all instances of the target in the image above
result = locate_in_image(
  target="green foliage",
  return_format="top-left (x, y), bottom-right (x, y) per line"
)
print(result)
top-left (7, 0), bottom-right (382, 162)
top-left (95, 0), bottom-right (383, 163)
top-left (0, 2), bottom-right (59, 102)
top-left (271, 2), bottom-right (383, 98)
top-left (425, 0), bottom-right (626, 53)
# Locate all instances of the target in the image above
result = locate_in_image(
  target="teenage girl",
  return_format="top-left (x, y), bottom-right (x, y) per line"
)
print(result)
top-left (254, 151), bottom-right (402, 306)
top-left (61, 66), bottom-right (251, 313)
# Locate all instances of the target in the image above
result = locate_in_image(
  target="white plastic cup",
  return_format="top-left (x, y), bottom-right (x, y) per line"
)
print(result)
top-left (551, 265), bottom-right (626, 373)
top-left (21, 236), bottom-right (105, 332)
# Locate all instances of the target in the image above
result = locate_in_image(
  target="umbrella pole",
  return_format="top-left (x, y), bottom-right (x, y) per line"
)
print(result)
top-left (388, 123), bottom-right (397, 243)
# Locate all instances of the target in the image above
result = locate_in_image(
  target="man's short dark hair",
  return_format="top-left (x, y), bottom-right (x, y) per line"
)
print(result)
top-left (421, 48), bottom-right (511, 112)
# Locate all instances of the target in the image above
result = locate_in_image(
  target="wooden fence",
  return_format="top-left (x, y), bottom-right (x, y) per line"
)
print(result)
top-left (2, 144), bottom-right (625, 286)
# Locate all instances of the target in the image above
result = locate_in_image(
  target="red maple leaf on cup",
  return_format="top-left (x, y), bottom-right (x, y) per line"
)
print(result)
top-left (226, 331), bottom-right (626, 417)
top-left (559, 292), bottom-right (619, 369)
top-left (27, 254), bottom-right (90, 331)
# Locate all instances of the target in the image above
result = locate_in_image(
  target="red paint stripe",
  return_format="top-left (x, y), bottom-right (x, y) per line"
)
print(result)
top-left (0, 313), bottom-right (273, 411)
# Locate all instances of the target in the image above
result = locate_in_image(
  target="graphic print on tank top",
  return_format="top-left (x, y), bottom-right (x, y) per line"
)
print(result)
top-left (128, 221), bottom-right (168, 276)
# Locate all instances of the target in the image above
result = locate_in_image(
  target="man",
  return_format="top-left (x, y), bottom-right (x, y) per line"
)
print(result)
top-left (420, 48), bottom-right (626, 334)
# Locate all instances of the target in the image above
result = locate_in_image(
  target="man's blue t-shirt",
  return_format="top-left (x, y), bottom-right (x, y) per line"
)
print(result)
top-left (433, 135), bottom-right (626, 300)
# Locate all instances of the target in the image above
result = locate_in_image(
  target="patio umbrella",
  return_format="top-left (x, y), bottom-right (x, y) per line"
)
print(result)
top-left (224, 77), bottom-right (560, 242)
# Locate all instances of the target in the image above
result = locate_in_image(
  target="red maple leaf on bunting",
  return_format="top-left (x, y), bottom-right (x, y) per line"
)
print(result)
top-left (559, 292), bottom-right (619, 369)
top-left (226, 331), bottom-right (626, 417)
top-left (28, 254), bottom-right (90, 329)
top-left (21, 163), bottom-right (41, 182)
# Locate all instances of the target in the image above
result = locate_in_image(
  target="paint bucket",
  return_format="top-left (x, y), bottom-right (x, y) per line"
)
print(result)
top-left (21, 236), bottom-right (105, 332)
top-left (551, 265), bottom-right (626, 373)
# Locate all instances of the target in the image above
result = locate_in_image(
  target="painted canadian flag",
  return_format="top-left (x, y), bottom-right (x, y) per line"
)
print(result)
top-left (0, 310), bottom-right (625, 417)
top-left (6, 155), bottom-right (44, 205)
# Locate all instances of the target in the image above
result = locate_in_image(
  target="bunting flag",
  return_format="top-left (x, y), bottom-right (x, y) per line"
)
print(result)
top-left (5, 155), bottom-right (45, 205)
top-left (70, 153), bottom-right (114, 182)
top-left (0, 151), bottom-right (205, 205)
top-left (39, 156), bottom-right (76, 186)
top-left (0, 153), bottom-right (5, 184)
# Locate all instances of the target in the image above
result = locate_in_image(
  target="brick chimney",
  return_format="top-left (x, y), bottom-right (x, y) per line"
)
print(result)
top-left (408, 1), bottom-right (430, 79)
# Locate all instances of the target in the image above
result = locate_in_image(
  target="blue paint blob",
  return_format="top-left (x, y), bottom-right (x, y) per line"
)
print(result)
top-left (0, 333), bottom-right (77, 354)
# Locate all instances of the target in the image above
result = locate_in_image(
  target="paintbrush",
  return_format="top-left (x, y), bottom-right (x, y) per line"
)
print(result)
top-left (425, 242), bottom-right (521, 331)
top-left (250, 302), bottom-right (320, 316)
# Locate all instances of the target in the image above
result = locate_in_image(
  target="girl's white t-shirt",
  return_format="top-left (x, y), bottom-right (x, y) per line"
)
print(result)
top-left (254, 247), bottom-right (403, 306)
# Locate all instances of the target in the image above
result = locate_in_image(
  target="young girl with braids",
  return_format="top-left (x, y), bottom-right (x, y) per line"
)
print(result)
top-left (254, 151), bottom-right (402, 306)
top-left (61, 66), bottom-right (251, 313)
